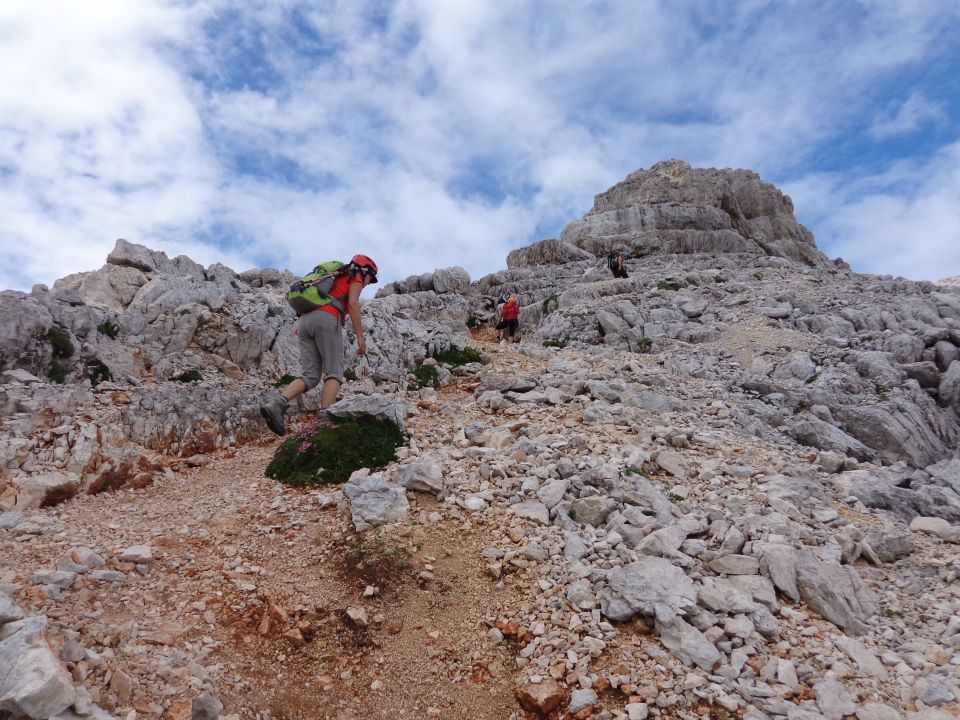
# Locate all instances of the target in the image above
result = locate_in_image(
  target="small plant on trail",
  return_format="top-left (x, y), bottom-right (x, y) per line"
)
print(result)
top-left (635, 336), bottom-right (653, 353)
top-left (97, 320), bottom-right (120, 338)
top-left (432, 346), bottom-right (482, 366)
top-left (273, 373), bottom-right (297, 388)
top-left (171, 369), bottom-right (202, 383)
top-left (343, 529), bottom-right (412, 585)
top-left (47, 326), bottom-right (74, 358)
top-left (657, 281), bottom-right (681, 291)
top-left (413, 360), bottom-right (439, 389)
top-left (343, 367), bottom-right (357, 381)
top-left (542, 337), bottom-right (569, 348)
top-left (466, 316), bottom-right (481, 330)
top-left (265, 416), bottom-right (404, 486)
top-left (622, 465), bottom-right (649, 479)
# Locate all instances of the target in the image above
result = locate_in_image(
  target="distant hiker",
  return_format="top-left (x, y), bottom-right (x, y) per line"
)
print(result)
top-left (259, 254), bottom-right (379, 436)
top-left (496, 295), bottom-right (521, 343)
top-left (608, 251), bottom-right (629, 279)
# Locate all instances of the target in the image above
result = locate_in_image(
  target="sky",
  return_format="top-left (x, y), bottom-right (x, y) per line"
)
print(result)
top-left (2, 0), bottom-right (959, 292)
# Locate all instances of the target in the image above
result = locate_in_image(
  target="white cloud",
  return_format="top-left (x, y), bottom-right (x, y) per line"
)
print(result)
top-left (785, 141), bottom-right (960, 281)
top-left (2, 0), bottom-right (960, 291)
top-left (869, 93), bottom-right (946, 139)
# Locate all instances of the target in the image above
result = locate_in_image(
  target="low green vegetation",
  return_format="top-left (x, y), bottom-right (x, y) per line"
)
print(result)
top-left (48, 361), bottom-right (69, 383)
top-left (273, 373), bottom-right (297, 388)
top-left (96, 320), bottom-right (120, 338)
top-left (47, 326), bottom-right (74, 358)
top-left (657, 281), bottom-right (681, 291)
top-left (343, 367), bottom-right (357, 381)
top-left (86, 358), bottom-right (112, 386)
top-left (265, 416), bottom-right (404, 486)
top-left (542, 337), bottom-right (569, 348)
top-left (171, 369), bottom-right (202, 383)
top-left (636, 336), bottom-right (653, 352)
top-left (413, 361), bottom-right (439, 389)
top-left (432, 345), bottom-right (482, 366)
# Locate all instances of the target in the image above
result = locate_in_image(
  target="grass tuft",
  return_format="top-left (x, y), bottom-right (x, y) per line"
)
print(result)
top-left (171, 369), bottom-right (202, 383)
top-left (432, 346), bottom-right (482, 366)
top-left (97, 320), bottom-right (120, 338)
top-left (343, 529), bottom-right (412, 585)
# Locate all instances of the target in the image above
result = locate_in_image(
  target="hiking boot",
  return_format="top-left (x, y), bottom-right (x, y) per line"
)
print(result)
top-left (259, 395), bottom-right (289, 436)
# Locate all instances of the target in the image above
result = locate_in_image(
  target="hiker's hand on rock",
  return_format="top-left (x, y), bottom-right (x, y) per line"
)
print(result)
top-left (357, 336), bottom-right (367, 355)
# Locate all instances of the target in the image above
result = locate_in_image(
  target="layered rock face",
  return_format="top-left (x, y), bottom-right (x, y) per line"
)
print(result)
top-left (0, 241), bottom-right (469, 507)
top-left (560, 159), bottom-right (833, 268)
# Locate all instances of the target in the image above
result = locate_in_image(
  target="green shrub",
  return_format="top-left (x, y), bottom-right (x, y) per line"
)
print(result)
top-left (657, 281), bottom-right (681, 291)
top-left (343, 367), bottom-right (357, 381)
top-left (265, 416), bottom-right (404, 486)
top-left (344, 529), bottom-right (412, 585)
top-left (466, 316), bottom-right (481, 330)
top-left (542, 293), bottom-right (559, 315)
top-left (230, 280), bottom-right (240, 290)
top-left (47, 326), bottom-right (74, 358)
top-left (97, 320), bottom-right (120, 339)
top-left (542, 337), bottom-right (569, 348)
top-left (48, 361), bottom-right (69, 383)
top-left (86, 358), bottom-right (112, 386)
top-left (634, 336), bottom-right (653, 353)
top-left (273, 373), bottom-right (297, 388)
top-left (171, 369), bottom-right (202, 383)
top-left (413, 361), bottom-right (439, 389)
top-left (432, 346), bottom-right (482, 366)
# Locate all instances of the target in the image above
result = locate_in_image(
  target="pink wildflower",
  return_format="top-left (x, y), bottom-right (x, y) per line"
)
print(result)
top-left (296, 440), bottom-right (312, 455)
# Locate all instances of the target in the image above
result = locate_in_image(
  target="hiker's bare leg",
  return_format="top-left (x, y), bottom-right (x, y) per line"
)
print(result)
top-left (320, 378), bottom-right (341, 408)
top-left (282, 378), bottom-right (307, 402)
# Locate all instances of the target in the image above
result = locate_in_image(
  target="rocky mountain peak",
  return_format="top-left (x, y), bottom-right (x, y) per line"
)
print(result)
top-left (558, 160), bottom-right (833, 269)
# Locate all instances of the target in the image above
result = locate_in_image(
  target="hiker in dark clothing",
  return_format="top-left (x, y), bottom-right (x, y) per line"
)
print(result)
top-left (608, 251), bottom-right (629, 279)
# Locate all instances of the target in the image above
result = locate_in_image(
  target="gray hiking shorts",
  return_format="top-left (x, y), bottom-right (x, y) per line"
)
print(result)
top-left (297, 310), bottom-right (344, 389)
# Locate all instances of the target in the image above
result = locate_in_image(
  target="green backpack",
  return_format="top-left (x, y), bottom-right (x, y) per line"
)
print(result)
top-left (287, 260), bottom-right (348, 315)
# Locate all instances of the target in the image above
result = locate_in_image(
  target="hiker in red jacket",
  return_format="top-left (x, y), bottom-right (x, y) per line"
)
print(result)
top-left (496, 295), bottom-right (521, 343)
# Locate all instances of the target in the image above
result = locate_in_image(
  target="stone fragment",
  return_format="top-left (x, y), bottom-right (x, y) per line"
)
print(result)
top-left (191, 691), bottom-right (223, 720)
top-left (346, 606), bottom-right (369, 627)
top-left (396, 462), bottom-right (444, 497)
top-left (909, 516), bottom-right (960, 543)
top-left (855, 703), bottom-right (902, 720)
top-left (568, 688), bottom-right (597, 714)
top-left (863, 526), bottom-right (915, 563)
top-left (13, 472), bottom-right (80, 508)
top-left (0, 591), bottom-right (24, 625)
top-left (834, 636), bottom-right (888, 679)
top-left (118, 544), bottom-right (154, 564)
top-left (796, 551), bottom-right (876, 635)
top-left (569, 496), bottom-right (616, 526)
top-left (708, 554), bottom-right (760, 575)
top-left (325, 394), bottom-right (406, 429)
top-left (655, 617), bottom-right (722, 671)
top-left (813, 675), bottom-right (857, 720)
top-left (343, 475), bottom-right (409, 531)
top-left (510, 500), bottom-right (550, 526)
top-left (600, 556), bottom-right (697, 623)
top-left (0, 616), bottom-right (76, 718)
top-left (516, 678), bottom-right (566, 717)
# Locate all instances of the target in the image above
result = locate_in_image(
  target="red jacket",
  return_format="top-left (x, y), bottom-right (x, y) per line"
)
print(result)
top-left (501, 301), bottom-right (520, 321)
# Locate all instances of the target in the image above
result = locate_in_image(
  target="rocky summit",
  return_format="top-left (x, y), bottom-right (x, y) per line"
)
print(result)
top-left (1, 159), bottom-right (958, 720)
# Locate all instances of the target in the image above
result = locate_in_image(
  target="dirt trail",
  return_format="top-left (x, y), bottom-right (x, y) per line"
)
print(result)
top-left (3, 339), bottom-right (542, 719)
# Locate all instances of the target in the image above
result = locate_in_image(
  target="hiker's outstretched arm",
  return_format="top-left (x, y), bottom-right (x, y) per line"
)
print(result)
top-left (347, 281), bottom-right (366, 354)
